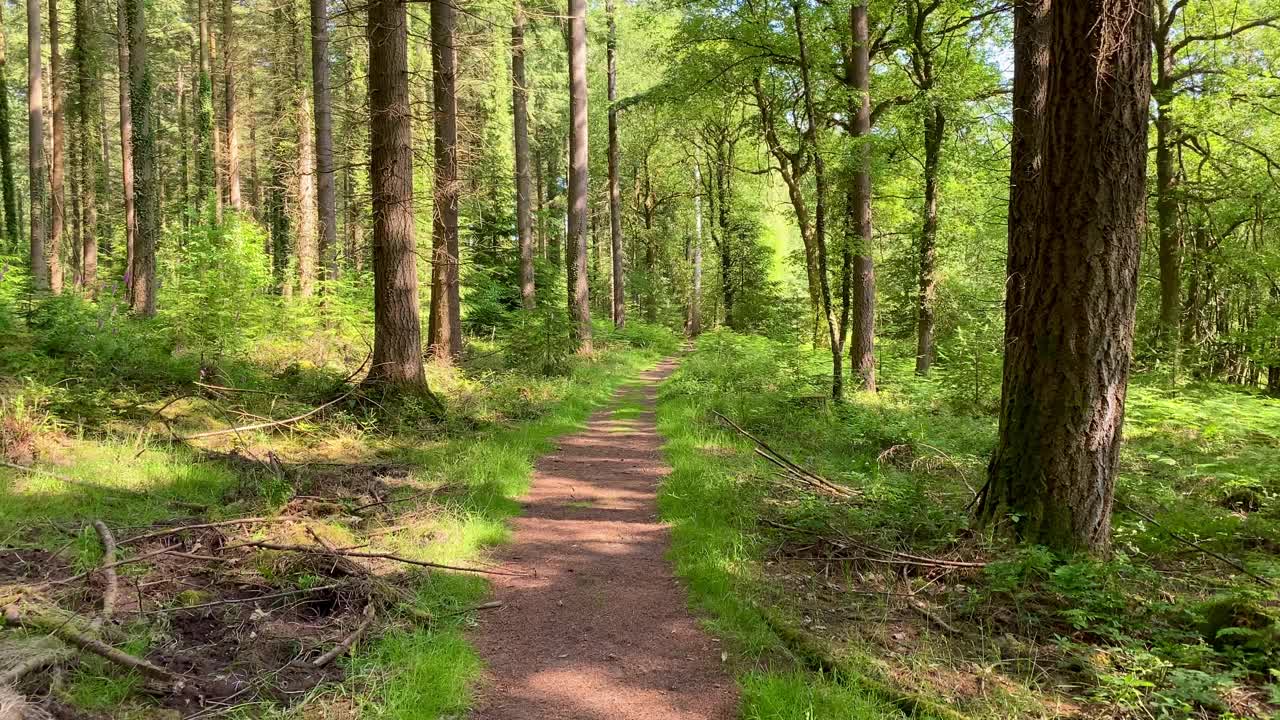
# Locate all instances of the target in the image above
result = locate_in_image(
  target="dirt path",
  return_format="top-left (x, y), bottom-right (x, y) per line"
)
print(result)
top-left (469, 358), bottom-right (737, 720)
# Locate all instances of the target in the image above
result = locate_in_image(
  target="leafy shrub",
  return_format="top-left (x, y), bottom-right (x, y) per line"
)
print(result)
top-left (501, 308), bottom-right (577, 376)
top-left (163, 216), bottom-right (272, 357)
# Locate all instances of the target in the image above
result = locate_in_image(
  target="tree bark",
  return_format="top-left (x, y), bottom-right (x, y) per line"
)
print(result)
top-left (366, 0), bottom-right (426, 387)
top-left (224, 0), bottom-right (240, 211)
top-left (0, 3), bottom-right (17, 249)
top-left (915, 105), bottom-right (943, 374)
top-left (126, 0), bottom-right (155, 315)
top-left (977, 0), bottom-right (1150, 553)
top-left (847, 0), bottom-right (875, 392)
top-left (566, 0), bottom-right (592, 349)
top-left (689, 160), bottom-right (703, 336)
top-left (74, 0), bottom-right (99, 292)
top-left (793, 0), bottom-right (842, 400)
top-left (28, 0), bottom-right (47, 290)
top-left (1153, 54), bottom-right (1181, 372)
top-left (606, 0), bottom-right (624, 327)
top-left (196, 0), bottom-right (215, 216)
top-left (116, 0), bottom-right (135, 283)
top-left (49, 0), bottom-right (66, 294)
top-left (428, 0), bottom-right (462, 359)
top-left (310, 0), bottom-right (335, 280)
top-left (512, 1), bottom-right (535, 309)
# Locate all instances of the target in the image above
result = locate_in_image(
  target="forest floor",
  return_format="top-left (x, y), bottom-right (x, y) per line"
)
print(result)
top-left (0, 284), bottom-right (689, 719)
top-left (656, 331), bottom-right (1280, 720)
top-left (469, 357), bottom-right (737, 720)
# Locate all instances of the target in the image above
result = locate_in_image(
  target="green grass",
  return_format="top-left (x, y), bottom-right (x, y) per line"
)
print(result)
top-left (655, 330), bottom-right (1280, 720)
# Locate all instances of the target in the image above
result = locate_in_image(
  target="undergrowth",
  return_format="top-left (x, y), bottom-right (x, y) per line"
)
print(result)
top-left (0, 266), bottom-right (679, 718)
top-left (658, 330), bottom-right (1280, 720)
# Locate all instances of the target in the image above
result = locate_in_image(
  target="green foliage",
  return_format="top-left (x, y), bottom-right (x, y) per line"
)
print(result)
top-left (163, 216), bottom-right (273, 357)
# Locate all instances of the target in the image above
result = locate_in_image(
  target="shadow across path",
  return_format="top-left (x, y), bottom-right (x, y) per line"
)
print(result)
top-left (469, 358), bottom-right (737, 720)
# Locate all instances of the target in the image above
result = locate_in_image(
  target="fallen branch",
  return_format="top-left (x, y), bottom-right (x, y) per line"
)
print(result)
top-left (179, 388), bottom-right (357, 442)
top-left (351, 493), bottom-right (425, 515)
top-left (310, 605), bottom-right (376, 668)
top-left (194, 382), bottom-right (290, 397)
top-left (713, 412), bottom-right (859, 499)
top-left (90, 521), bottom-right (118, 630)
top-left (17, 611), bottom-right (183, 684)
top-left (135, 583), bottom-right (349, 615)
top-left (0, 461), bottom-right (147, 499)
top-left (238, 541), bottom-right (526, 576)
top-left (120, 516), bottom-right (298, 547)
top-left (1118, 499), bottom-right (1274, 588)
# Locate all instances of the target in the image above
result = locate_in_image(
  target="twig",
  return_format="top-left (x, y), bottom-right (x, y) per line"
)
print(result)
top-left (194, 382), bottom-right (290, 397)
top-left (351, 492), bottom-right (424, 514)
top-left (309, 605), bottom-right (375, 668)
top-left (713, 412), bottom-right (858, 498)
top-left (1118, 499), bottom-right (1274, 587)
top-left (120, 517), bottom-right (299, 547)
top-left (90, 521), bottom-right (119, 630)
top-left (0, 461), bottom-right (147, 499)
top-left (135, 583), bottom-right (348, 615)
top-left (908, 599), bottom-right (959, 634)
top-left (179, 388), bottom-right (357, 441)
top-left (238, 541), bottom-right (526, 576)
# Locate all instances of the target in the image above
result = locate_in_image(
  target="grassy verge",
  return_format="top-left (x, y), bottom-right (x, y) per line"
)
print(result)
top-left (656, 330), bottom-right (1280, 720)
top-left (1, 287), bottom-right (677, 718)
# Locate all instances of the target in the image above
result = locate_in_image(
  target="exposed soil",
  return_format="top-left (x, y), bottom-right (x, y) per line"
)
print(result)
top-left (470, 358), bottom-right (737, 720)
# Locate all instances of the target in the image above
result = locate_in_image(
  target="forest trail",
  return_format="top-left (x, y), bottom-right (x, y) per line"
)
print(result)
top-left (469, 358), bottom-right (738, 720)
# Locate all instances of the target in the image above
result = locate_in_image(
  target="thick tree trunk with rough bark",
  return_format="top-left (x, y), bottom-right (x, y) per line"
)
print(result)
top-left (49, 0), bottom-right (66, 294)
top-left (566, 0), bottom-right (592, 350)
top-left (366, 0), bottom-right (426, 387)
top-left (848, 0), bottom-right (875, 392)
top-left (606, 0), bottom-right (624, 327)
top-left (310, 0), bottom-right (335, 279)
top-left (28, 0), bottom-right (47, 290)
top-left (224, 0), bottom-right (240, 210)
top-left (915, 105), bottom-right (943, 375)
top-left (126, 0), bottom-right (155, 316)
top-left (0, 4), bottom-right (16, 249)
top-left (428, 0), bottom-right (462, 359)
top-left (117, 0), bottom-right (135, 282)
top-left (512, 1), bottom-right (535, 309)
top-left (977, 0), bottom-right (1150, 553)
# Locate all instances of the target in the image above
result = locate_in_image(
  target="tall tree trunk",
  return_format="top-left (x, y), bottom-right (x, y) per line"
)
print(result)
top-left (28, 0), bottom-right (47, 290)
top-left (74, 0), bottom-right (98, 293)
top-left (0, 3), bottom-right (18, 250)
top-left (848, 0), bottom-right (875, 392)
top-left (565, 0), bottom-right (592, 349)
top-left (1153, 59), bottom-right (1181, 373)
top-left (49, 0), bottom-right (66, 294)
top-left (366, 0), bottom-right (426, 387)
top-left (428, 0), bottom-right (461, 359)
top-left (178, 67), bottom-right (190, 230)
top-left (689, 160), bottom-right (702, 336)
top-left (196, 0), bottom-right (214, 215)
top-left (223, 0), bottom-right (240, 210)
top-left (545, 147), bottom-right (561, 266)
top-left (117, 0), bottom-right (135, 281)
top-left (977, 0), bottom-right (1150, 552)
top-left (716, 140), bottom-right (733, 327)
top-left (512, 1), bottom-right (535, 309)
top-left (915, 105), bottom-right (943, 374)
top-left (606, 0), bottom-right (624, 327)
top-left (310, 0), bottom-right (335, 279)
top-left (793, 0), bottom-right (842, 399)
top-left (126, 0), bottom-right (155, 315)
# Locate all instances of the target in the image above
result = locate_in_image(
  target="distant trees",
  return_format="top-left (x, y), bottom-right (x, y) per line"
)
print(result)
top-left (977, 0), bottom-right (1150, 551)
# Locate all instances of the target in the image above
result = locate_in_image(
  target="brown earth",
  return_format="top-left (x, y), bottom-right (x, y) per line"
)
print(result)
top-left (470, 358), bottom-right (737, 720)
